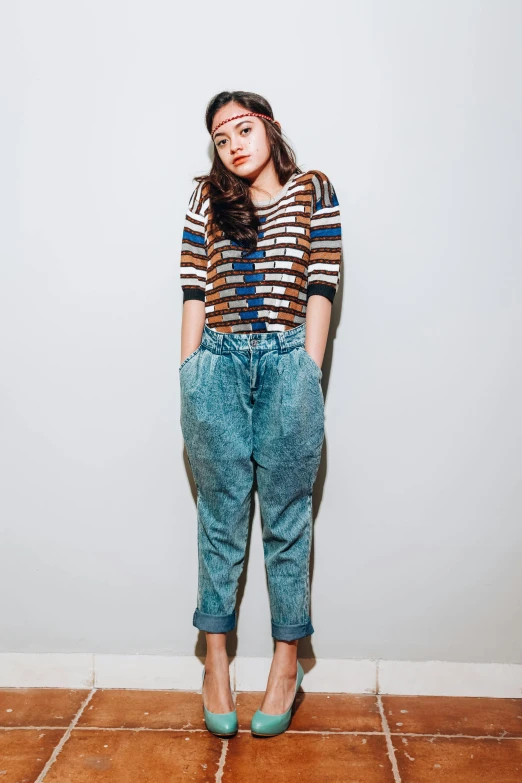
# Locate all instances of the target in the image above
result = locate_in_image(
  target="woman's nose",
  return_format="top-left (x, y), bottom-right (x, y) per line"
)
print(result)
top-left (229, 138), bottom-right (243, 154)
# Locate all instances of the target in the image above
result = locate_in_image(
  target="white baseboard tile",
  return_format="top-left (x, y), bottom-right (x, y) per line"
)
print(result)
top-left (378, 659), bottom-right (522, 698)
top-left (0, 653), bottom-right (94, 689)
top-left (94, 654), bottom-right (207, 691)
top-left (0, 653), bottom-right (521, 697)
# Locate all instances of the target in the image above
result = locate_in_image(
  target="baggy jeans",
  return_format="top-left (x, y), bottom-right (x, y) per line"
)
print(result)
top-left (179, 321), bottom-right (324, 641)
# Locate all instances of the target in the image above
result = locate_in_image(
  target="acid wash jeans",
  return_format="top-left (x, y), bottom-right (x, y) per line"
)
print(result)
top-left (179, 321), bottom-right (324, 641)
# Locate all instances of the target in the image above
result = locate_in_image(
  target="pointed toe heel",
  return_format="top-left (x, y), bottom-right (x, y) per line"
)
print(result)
top-left (251, 660), bottom-right (304, 737)
top-left (201, 666), bottom-right (238, 738)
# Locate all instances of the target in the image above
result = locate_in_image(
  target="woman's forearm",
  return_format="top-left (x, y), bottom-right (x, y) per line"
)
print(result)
top-left (180, 300), bottom-right (206, 364)
top-left (304, 295), bottom-right (333, 369)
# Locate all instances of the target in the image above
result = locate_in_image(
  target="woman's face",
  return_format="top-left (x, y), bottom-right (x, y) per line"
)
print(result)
top-left (211, 102), bottom-right (275, 181)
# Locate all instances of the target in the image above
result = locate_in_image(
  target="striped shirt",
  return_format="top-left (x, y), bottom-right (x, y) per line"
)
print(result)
top-left (180, 169), bottom-right (342, 332)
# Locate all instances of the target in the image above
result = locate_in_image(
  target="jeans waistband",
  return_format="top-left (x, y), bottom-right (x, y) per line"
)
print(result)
top-left (201, 322), bottom-right (306, 354)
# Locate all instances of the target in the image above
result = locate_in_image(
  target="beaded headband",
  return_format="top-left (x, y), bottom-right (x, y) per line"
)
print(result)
top-left (211, 112), bottom-right (279, 140)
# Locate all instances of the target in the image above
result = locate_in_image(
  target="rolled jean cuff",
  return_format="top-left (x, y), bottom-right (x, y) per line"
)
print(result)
top-left (272, 618), bottom-right (314, 641)
top-left (193, 608), bottom-right (236, 633)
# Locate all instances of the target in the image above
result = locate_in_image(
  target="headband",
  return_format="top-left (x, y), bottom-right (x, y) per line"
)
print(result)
top-left (211, 112), bottom-right (279, 140)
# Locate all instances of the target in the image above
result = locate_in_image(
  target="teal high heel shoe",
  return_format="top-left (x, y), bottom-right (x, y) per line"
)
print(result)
top-left (251, 660), bottom-right (304, 737)
top-left (201, 665), bottom-right (238, 738)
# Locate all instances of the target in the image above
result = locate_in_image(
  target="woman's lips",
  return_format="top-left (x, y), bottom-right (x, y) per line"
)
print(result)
top-left (233, 156), bottom-right (250, 165)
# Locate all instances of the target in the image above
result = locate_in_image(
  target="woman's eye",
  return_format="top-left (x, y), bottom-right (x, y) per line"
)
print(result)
top-left (216, 127), bottom-right (249, 148)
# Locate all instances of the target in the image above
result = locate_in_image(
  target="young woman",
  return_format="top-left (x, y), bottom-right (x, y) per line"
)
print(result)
top-left (179, 91), bottom-right (342, 738)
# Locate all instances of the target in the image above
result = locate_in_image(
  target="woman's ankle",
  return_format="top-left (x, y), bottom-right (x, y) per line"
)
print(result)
top-left (204, 651), bottom-right (231, 673)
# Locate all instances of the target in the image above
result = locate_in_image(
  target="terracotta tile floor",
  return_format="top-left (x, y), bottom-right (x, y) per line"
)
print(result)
top-left (0, 685), bottom-right (521, 781)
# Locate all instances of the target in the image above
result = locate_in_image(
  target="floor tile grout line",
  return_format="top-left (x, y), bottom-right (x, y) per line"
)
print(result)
top-left (215, 739), bottom-right (229, 783)
top-left (2, 725), bottom-right (522, 739)
top-left (35, 688), bottom-right (97, 783)
top-left (377, 694), bottom-right (402, 783)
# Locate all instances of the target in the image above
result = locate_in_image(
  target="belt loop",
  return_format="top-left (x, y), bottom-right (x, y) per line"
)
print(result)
top-left (278, 331), bottom-right (287, 354)
top-left (202, 324), bottom-right (224, 354)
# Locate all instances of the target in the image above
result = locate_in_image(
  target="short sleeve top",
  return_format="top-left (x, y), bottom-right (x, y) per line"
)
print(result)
top-left (180, 169), bottom-right (342, 332)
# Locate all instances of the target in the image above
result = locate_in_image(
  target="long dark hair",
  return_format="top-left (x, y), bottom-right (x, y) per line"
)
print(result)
top-left (195, 91), bottom-right (302, 254)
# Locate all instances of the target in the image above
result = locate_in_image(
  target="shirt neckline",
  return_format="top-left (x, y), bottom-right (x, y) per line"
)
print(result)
top-left (251, 171), bottom-right (299, 207)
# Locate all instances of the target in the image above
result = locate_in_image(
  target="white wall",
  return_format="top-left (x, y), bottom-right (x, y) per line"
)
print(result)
top-left (1, 0), bottom-right (521, 664)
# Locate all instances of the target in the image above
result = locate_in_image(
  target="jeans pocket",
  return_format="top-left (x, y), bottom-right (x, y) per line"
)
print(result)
top-left (179, 344), bottom-right (202, 375)
top-left (298, 346), bottom-right (322, 380)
